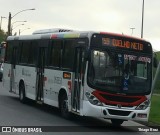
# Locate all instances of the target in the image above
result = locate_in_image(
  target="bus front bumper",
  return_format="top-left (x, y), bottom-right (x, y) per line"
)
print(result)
top-left (82, 101), bottom-right (149, 122)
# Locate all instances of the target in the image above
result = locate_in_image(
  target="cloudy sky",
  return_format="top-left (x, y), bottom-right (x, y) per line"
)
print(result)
top-left (0, 0), bottom-right (160, 50)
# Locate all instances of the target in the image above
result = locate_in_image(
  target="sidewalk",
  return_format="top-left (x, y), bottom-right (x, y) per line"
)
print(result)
top-left (139, 121), bottom-right (160, 127)
top-left (153, 93), bottom-right (160, 96)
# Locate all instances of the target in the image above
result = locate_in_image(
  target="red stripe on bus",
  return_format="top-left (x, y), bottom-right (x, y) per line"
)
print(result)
top-left (92, 90), bottom-right (147, 107)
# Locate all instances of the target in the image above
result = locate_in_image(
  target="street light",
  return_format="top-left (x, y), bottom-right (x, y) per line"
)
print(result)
top-left (12, 20), bottom-right (27, 25)
top-left (12, 24), bottom-right (24, 30)
top-left (141, 0), bottom-right (144, 38)
top-left (11, 20), bottom-right (28, 36)
top-left (11, 8), bottom-right (35, 19)
top-left (11, 24), bottom-right (24, 35)
top-left (7, 8), bottom-right (35, 36)
top-left (19, 28), bottom-right (30, 35)
top-left (11, 21), bottom-right (27, 33)
top-left (130, 27), bottom-right (135, 36)
top-left (0, 16), bottom-right (7, 30)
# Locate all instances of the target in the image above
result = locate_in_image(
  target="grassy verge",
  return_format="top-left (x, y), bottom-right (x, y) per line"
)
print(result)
top-left (154, 89), bottom-right (160, 94)
top-left (149, 95), bottom-right (160, 125)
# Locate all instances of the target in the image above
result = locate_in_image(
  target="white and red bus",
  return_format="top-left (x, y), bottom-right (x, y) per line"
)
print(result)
top-left (3, 29), bottom-right (155, 126)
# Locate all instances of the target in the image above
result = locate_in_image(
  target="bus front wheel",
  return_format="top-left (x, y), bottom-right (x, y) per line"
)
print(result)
top-left (60, 94), bottom-right (70, 119)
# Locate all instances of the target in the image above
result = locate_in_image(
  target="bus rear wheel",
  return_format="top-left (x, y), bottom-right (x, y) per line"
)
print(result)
top-left (60, 94), bottom-right (70, 119)
top-left (19, 83), bottom-right (26, 103)
top-left (111, 119), bottom-right (124, 126)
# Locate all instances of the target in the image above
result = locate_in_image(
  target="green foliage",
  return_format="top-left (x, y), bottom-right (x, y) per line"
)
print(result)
top-left (150, 53), bottom-right (160, 125)
top-left (149, 95), bottom-right (160, 125)
top-left (155, 51), bottom-right (160, 59)
top-left (153, 51), bottom-right (160, 94)
top-left (0, 29), bottom-right (7, 43)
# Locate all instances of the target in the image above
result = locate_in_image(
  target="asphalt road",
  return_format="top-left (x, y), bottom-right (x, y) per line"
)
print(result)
top-left (0, 82), bottom-right (159, 135)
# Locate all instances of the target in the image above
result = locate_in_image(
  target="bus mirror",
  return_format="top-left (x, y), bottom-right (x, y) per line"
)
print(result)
top-left (153, 55), bottom-right (158, 68)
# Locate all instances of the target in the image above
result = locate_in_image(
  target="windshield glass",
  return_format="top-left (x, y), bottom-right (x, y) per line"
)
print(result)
top-left (88, 49), bottom-right (152, 95)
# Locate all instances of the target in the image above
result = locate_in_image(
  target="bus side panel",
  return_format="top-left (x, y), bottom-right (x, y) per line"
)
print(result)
top-left (16, 65), bottom-right (37, 100)
top-left (3, 63), bottom-right (11, 92)
top-left (43, 69), bottom-right (72, 108)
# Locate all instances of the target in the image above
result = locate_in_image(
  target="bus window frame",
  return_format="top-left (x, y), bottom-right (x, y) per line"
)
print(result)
top-left (47, 38), bottom-right (89, 72)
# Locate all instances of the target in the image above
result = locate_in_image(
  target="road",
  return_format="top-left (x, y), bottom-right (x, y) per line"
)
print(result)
top-left (0, 82), bottom-right (159, 135)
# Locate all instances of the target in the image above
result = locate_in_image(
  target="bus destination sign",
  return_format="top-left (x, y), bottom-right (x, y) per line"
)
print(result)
top-left (102, 38), bottom-right (143, 51)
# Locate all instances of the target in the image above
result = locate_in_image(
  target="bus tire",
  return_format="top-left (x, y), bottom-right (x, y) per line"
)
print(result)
top-left (60, 94), bottom-right (70, 119)
top-left (19, 83), bottom-right (26, 103)
top-left (111, 119), bottom-right (124, 126)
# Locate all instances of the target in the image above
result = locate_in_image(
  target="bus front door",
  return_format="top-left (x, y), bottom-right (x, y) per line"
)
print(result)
top-left (36, 47), bottom-right (46, 103)
top-left (10, 47), bottom-right (18, 93)
top-left (72, 47), bottom-right (84, 112)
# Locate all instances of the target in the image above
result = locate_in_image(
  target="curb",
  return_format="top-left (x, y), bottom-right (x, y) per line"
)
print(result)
top-left (138, 121), bottom-right (160, 128)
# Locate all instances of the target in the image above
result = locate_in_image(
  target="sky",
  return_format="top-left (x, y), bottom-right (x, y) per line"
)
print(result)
top-left (0, 0), bottom-right (160, 51)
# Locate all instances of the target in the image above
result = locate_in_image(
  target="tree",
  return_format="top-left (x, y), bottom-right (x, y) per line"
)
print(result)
top-left (0, 29), bottom-right (7, 43)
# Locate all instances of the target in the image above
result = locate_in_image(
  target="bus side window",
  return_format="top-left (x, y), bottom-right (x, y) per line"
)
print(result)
top-left (28, 41), bottom-right (38, 65)
top-left (19, 41), bottom-right (30, 64)
top-left (49, 40), bottom-right (62, 68)
top-left (62, 40), bottom-right (75, 70)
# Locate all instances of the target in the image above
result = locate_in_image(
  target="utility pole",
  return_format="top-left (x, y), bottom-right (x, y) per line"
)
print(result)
top-left (0, 16), bottom-right (7, 30)
top-left (7, 12), bottom-right (11, 36)
top-left (141, 0), bottom-right (144, 38)
top-left (7, 8), bottom-right (35, 36)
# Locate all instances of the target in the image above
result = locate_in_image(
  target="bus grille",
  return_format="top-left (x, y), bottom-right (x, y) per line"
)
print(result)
top-left (100, 94), bottom-right (139, 103)
top-left (108, 109), bottom-right (131, 116)
top-left (105, 104), bottom-right (133, 107)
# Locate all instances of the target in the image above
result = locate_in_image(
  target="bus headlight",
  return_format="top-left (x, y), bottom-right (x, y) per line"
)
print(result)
top-left (85, 92), bottom-right (103, 106)
top-left (136, 100), bottom-right (150, 110)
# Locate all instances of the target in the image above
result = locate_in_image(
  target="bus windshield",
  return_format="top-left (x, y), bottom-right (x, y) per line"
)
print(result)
top-left (88, 49), bottom-right (152, 95)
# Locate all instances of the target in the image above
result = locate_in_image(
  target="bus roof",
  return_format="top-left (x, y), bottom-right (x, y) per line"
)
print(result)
top-left (7, 29), bottom-right (149, 43)
top-left (7, 31), bottom-right (90, 41)
top-left (99, 31), bottom-right (148, 42)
